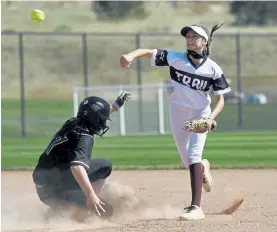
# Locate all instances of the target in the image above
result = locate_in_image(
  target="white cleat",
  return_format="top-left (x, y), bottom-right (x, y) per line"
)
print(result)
top-left (202, 159), bottom-right (213, 192)
top-left (179, 205), bottom-right (205, 221)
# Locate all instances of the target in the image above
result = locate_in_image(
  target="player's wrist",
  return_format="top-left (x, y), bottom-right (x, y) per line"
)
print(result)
top-left (124, 53), bottom-right (134, 61)
top-left (110, 105), bottom-right (118, 113)
top-left (112, 102), bottom-right (120, 110)
top-left (207, 115), bottom-right (215, 120)
top-left (113, 92), bottom-right (131, 111)
top-left (85, 188), bottom-right (97, 198)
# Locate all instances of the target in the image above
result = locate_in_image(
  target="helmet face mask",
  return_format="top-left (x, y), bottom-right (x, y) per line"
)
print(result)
top-left (93, 115), bottom-right (110, 137)
top-left (77, 96), bottom-right (111, 136)
top-left (96, 120), bottom-right (110, 137)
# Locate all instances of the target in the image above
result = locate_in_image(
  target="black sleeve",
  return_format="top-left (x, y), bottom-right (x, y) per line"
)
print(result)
top-left (151, 49), bottom-right (169, 67)
top-left (69, 134), bottom-right (93, 171)
top-left (211, 74), bottom-right (231, 95)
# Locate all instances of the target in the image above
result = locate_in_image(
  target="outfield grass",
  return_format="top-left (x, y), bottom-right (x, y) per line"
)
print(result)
top-left (2, 131), bottom-right (277, 170)
top-left (2, 99), bottom-right (277, 138)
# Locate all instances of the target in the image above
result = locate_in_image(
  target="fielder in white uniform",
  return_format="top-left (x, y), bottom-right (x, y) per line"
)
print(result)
top-left (120, 23), bottom-right (231, 220)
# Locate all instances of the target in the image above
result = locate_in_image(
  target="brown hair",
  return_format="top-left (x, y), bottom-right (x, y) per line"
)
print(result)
top-left (198, 22), bottom-right (224, 57)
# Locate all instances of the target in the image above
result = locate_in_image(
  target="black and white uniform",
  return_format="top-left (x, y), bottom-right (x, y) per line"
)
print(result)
top-left (151, 49), bottom-right (231, 167)
top-left (32, 129), bottom-right (112, 208)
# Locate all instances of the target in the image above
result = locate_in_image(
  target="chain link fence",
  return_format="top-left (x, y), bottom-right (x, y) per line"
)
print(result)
top-left (2, 31), bottom-right (277, 138)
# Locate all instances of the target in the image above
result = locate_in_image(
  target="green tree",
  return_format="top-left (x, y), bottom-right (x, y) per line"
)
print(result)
top-left (230, 1), bottom-right (277, 26)
top-left (93, 1), bottom-right (146, 20)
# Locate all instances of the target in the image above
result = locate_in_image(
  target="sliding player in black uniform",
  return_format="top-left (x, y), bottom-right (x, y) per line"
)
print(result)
top-left (32, 92), bottom-right (131, 221)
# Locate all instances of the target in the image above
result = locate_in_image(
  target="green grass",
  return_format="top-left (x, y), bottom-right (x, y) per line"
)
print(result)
top-left (2, 131), bottom-right (277, 170)
top-left (2, 99), bottom-right (277, 138)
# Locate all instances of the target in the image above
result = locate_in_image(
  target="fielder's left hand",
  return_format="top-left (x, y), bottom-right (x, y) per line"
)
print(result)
top-left (112, 91), bottom-right (131, 110)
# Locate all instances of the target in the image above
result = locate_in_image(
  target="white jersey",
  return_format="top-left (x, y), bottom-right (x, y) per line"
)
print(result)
top-left (151, 49), bottom-right (231, 110)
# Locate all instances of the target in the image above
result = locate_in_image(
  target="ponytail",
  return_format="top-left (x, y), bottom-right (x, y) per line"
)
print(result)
top-left (205, 22), bottom-right (224, 57)
top-left (55, 117), bottom-right (91, 137)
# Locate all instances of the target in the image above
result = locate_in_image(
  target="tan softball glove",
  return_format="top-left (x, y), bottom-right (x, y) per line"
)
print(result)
top-left (184, 118), bottom-right (217, 134)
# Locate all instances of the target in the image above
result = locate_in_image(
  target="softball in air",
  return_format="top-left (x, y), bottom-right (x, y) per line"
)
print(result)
top-left (31, 9), bottom-right (45, 22)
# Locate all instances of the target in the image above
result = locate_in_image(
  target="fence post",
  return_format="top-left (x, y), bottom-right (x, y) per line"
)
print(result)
top-left (73, 87), bottom-right (79, 117)
top-left (135, 33), bottom-right (144, 132)
top-left (119, 85), bottom-right (126, 136)
top-left (18, 33), bottom-right (26, 138)
top-left (82, 33), bottom-right (89, 97)
top-left (235, 33), bottom-right (243, 128)
top-left (157, 83), bottom-right (165, 135)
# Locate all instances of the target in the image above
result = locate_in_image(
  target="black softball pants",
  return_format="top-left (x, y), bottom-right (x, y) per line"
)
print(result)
top-left (33, 158), bottom-right (112, 209)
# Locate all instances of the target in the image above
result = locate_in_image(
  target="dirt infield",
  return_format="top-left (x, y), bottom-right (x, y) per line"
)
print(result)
top-left (2, 169), bottom-right (277, 232)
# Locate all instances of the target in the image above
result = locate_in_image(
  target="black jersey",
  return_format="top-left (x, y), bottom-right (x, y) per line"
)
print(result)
top-left (33, 129), bottom-right (94, 186)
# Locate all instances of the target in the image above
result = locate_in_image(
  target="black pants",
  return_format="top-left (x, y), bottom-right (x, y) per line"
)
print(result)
top-left (33, 158), bottom-right (112, 209)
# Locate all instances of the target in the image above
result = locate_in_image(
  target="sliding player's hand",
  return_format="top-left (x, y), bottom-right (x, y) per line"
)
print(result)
top-left (112, 91), bottom-right (131, 110)
top-left (87, 194), bottom-right (106, 216)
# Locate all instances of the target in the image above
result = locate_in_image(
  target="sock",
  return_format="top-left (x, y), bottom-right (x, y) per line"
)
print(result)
top-left (189, 163), bottom-right (204, 207)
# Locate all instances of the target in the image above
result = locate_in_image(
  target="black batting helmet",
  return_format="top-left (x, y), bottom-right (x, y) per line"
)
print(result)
top-left (77, 96), bottom-right (111, 136)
